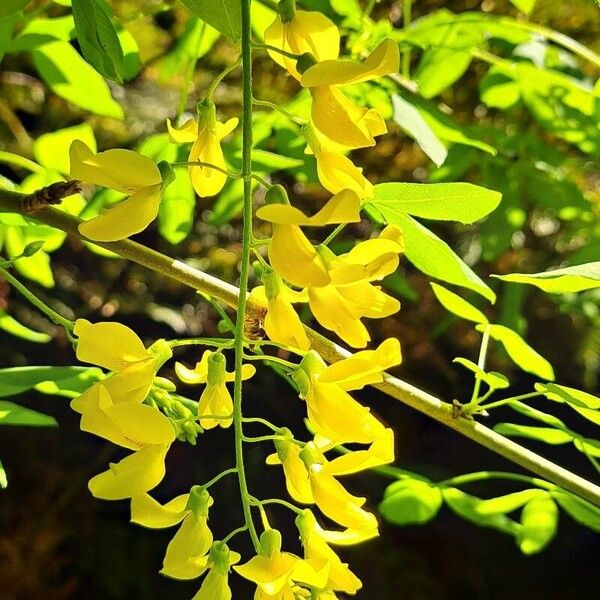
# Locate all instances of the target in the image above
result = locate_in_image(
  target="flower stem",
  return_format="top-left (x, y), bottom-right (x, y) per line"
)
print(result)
top-left (203, 467), bottom-right (238, 489)
top-left (206, 55), bottom-right (242, 101)
top-left (232, 0), bottom-right (261, 553)
top-left (173, 160), bottom-right (240, 179)
top-left (468, 324), bottom-right (491, 405)
top-left (0, 265), bottom-right (74, 332)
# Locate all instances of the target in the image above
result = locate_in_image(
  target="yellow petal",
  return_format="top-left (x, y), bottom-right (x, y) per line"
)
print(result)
top-left (308, 286), bottom-right (370, 348)
top-left (100, 359), bottom-right (158, 404)
top-left (317, 526), bottom-right (378, 547)
top-left (257, 189), bottom-right (360, 227)
top-left (324, 428), bottom-right (395, 476)
top-left (310, 86), bottom-right (379, 149)
top-left (162, 512), bottom-right (213, 580)
top-left (74, 319), bottom-right (149, 372)
top-left (234, 553), bottom-right (298, 594)
top-left (192, 567), bottom-right (232, 600)
top-left (79, 184), bottom-right (162, 241)
top-left (106, 401), bottom-right (176, 445)
top-left (306, 382), bottom-right (380, 445)
top-left (70, 140), bottom-right (162, 193)
top-left (167, 118), bottom-right (198, 143)
top-left (199, 384), bottom-right (233, 429)
top-left (130, 493), bottom-right (190, 528)
top-left (269, 224), bottom-right (330, 288)
top-left (223, 363), bottom-right (256, 383)
top-left (264, 293), bottom-right (310, 351)
top-left (188, 129), bottom-right (228, 197)
top-left (88, 444), bottom-right (168, 500)
top-left (313, 146), bottom-right (373, 198)
top-left (301, 39), bottom-right (400, 88)
top-left (319, 338), bottom-right (402, 390)
top-left (338, 283), bottom-right (400, 318)
top-left (310, 468), bottom-right (378, 531)
top-left (264, 10), bottom-right (339, 80)
top-left (216, 117), bottom-right (239, 140)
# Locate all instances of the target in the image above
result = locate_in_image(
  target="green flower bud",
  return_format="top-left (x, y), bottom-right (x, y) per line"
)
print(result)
top-left (154, 376), bottom-right (177, 392)
top-left (278, 0), bottom-right (296, 23)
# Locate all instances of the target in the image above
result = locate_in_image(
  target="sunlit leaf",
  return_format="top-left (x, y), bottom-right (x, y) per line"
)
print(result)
top-left (508, 400), bottom-right (567, 429)
top-left (493, 423), bottom-right (573, 445)
top-left (431, 283), bottom-right (488, 324)
top-left (453, 358), bottom-right (510, 391)
top-left (0, 366), bottom-right (101, 398)
top-left (476, 490), bottom-right (545, 516)
top-left (0, 309), bottom-right (51, 343)
top-left (535, 383), bottom-right (600, 410)
top-left (0, 459), bottom-right (7, 488)
top-left (32, 41), bottom-right (123, 119)
top-left (478, 323), bottom-right (554, 380)
top-left (372, 182), bottom-right (501, 224)
top-left (180, 0), bottom-right (241, 42)
top-left (391, 94), bottom-right (447, 167)
top-left (0, 0), bottom-right (29, 18)
top-left (552, 491), bottom-right (600, 532)
top-left (0, 400), bottom-right (57, 427)
top-left (492, 262), bottom-right (600, 294)
top-left (379, 479), bottom-right (443, 526)
top-left (517, 494), bottom-right (558, 555)
top-left (509, 0), bottom-right (536, 15)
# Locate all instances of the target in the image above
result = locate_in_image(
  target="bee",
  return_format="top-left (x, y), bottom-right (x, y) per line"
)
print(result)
top-left (22, 180), bottom-right (81, 213)
top-left (244, 305), bottom-right (267, 341)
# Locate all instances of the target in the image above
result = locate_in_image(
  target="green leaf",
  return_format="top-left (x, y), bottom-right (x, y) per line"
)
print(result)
top-left (72, 0), bottom-right (125, 81)
top-left (179, 0), bottom-right (241, 42)
top-left (508, 400), bottom-right (567, 429)
top-left (4, 227), bottom-right (54, 287)
top-left (453, 358), bottom-right (510, 391)
top-left (573, 437), bottom-right (600, 458)
top-left (367, 210), bottom-right (495, 301)
top-left (492, 262), bottom-right (600, 294)
top-left (391, 94), bottom-right (447, 167)
top-left (372, 182), bottom-right (501, 224)
top-left (431, 283), bottom-right (488, 324)
top-left (493, 423), bottom-right (573, 445)
top-left (0, 309), bottom-right (51, 343)
top-left (552, 491), bottom-right (600, 533)
top-left (0, 400), bottom-right (57, 427)
top-left (478, 323), bottom-right (554, 381)
top-left (379, 479), bottom-right (443, 526)
top-left (33, 123), bottom-right (96, 175)
top-left (0, 459), bottom-right (7, 489)
top-left (34, 368), bottom-right (104, 398)
top-left (0, 0), bottom-right (29, 18)
top-left (509, 0), bottom-right (536, 15)
top-left (480, 67), bottom-right (521, 109)
top-left (442, 487), bottom-right (520, 535)
top-left (0, 366), bottom-right (101, 398)
top-left (535, 383), bottom-right (600, 410)
top-left (517, 495), bottom-right (558, 555)
top-left (32, 41), bottom-right (123, 119)
top-left (476, 490), bottom-right (545, 515)
top-left (4, 16), bottom-right (74, 52)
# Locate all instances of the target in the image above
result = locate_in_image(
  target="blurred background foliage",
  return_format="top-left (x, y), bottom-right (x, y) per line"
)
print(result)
top-left (0, 0), bottom-right (599, 598)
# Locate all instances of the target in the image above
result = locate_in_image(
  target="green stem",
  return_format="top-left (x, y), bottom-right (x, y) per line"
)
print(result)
top-left (242, 434), bottom-right (303, 445)
top-left (203, 467), bottom-right (238, 489)
top-left (177, 19), bottom-right (207, 118)
top-left (173, 160), bottom-right (240, 179)
top-left (251, 41), bottom-right (301, 61)
top-left (168, 337), bottom-right (234, 348)
top-left (401, 0), bottom-right (412, 78)
top-left (0, 265), bottom-right (74, 331)
top-left (222, 525), bottom-right (249, 544)
top-left (232, 0), bottom-right (261, 553)
top-left (242, 354), bottom-right (296, 369)
top-left (479, 391), bottom-right (544, 411)
top-left (252, 98), bottom-right (307, 125)
top-left (469, 324), bottom-right (491, 405)
top-left (250, 496), bottom-right (302, 514)
top-left (242, 416), bottom-right (281, 432)
top-left (206, 55), bottom-right (242, 101)
top-left (322, 223), bottom-right (347, 247)
top-left (0, 151), bottom-right (43, 173)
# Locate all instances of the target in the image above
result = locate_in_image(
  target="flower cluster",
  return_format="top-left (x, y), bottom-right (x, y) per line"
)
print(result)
top-left (66, 2), bottom-right (405, 598)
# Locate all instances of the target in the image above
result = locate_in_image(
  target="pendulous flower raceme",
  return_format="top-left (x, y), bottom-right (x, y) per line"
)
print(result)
top-left (64, 0), bottom-right (408, 597)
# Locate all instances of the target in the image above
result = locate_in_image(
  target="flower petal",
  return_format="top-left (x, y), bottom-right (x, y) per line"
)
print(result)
top-left (130, 493), bottom-right (190, 528)
top-left (167, 118), bottom-right (198, 143)
top-left (301, 39), bottom-right (399, 88)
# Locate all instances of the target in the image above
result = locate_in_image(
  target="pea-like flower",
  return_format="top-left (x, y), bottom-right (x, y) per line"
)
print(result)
top-left (191, 541), bottom-right (241, 600)
top-left (255, 188), bottom-right (361, 289)
top-left (168, 100), bottom-right (238, 198)
top-left (264, 8), bottom-right (339, 80)
top-left (234, 529), bottom-right (328, 598)
top-left (295, 509), bottom-right (362, 595)
top-left (249, 270), bottom-right (310, 351)
top-left (175, 351), bottom-right (255, 429)
top-left (300, 40), bottom-right (400, 149)
top-left (70, 140), bottom-right (166, 241)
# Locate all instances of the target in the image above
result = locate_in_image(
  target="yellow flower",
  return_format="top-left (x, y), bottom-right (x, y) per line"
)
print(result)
top-left (249, 270), bottom-right (310, 351)
top-left (295, 509), bottom-right (362, 594)
top-left (235, 529), bottom-right (328, 599)
top-left (88, 443), bottom-right (170, 500)
top-left (305, 128), bottom-right (374, 198)
top-left (192, 541), bottom-right (241, 600)
top-left (256, 189), bottom-right (361, 288)
top-left (175, 351), bottom-right (255, 429)
top-left (300, 40), bottom-right (399, 149)
top-left (70, 140), bottom-right (165, 241)
top-left (168, 100), bottom-right (238, 197)
top-left (131, 491), bottom-right (191, 528)
top-left (264, 9), bottom-right (339, 80)
top-left (306, 227), bottom-right (404, 348)
top-left (159, 487), bottom-right (214, 580)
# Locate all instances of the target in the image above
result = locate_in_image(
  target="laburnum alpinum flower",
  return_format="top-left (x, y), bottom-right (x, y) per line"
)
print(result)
top-left (300, 39), bottom-right (400, 149)
top-left (264, 5), bottom-right (339, 80)
top-left (168, 99), bottom-right (238, 197)
top-left (234, 529), bottom-right (328, 599)
top-left (249, 269), bottom-right (310, 351)
top-left (175, 350), bottom-right (255, 429)
top-left (191, 541), bottom-right (241, 600)
top-left (70, 140), bottom-right (168, 241)
top-left (255, 186), bottom-right (361, 288)
top-left (69, 319), bottom-right (175, 500)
